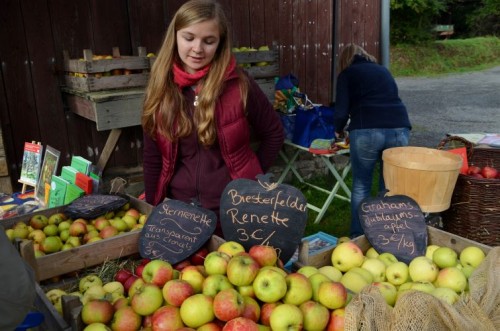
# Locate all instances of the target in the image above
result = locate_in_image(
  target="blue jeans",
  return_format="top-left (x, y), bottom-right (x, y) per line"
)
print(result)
top-left (349, 128), bottom-right (410, 237)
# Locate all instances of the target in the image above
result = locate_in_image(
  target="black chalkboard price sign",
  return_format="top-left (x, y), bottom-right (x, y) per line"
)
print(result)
top-left (220, 173), bottom-right (308, 264)
top-left (139, 199), bottom-right (216, 264)
top-left (359, 194), bottom-right (428, 264)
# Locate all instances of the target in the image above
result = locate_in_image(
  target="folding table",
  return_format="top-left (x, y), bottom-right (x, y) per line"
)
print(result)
top-left (277, 140), bottom-right (351, 223)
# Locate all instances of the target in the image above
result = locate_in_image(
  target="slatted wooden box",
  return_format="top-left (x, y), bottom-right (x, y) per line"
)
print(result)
top-left (293, 226), bottom-right (492, 270)
top-left (63, 47), bottom-right (152, 92)
top-left (3, 196), bottom-right (153, 282)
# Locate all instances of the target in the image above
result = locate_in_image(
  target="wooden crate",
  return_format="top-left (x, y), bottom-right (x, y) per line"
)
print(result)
top-left (293, 226), bottom-right (492, 270)
top-left (63, 47), bottom-right (151, 92)
top-left (3, 196), bottom-right (153, 281)
top-left (234, 47), bottom-right (279, 102)
top-left (36, 234), bottom-right (225, 331)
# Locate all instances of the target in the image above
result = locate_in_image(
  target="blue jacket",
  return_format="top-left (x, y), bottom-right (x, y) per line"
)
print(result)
top-left (334, 55), bottom-right (411, 132)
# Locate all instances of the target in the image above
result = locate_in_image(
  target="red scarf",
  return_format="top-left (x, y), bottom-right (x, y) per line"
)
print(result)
top-left (173, 56), bottom-right (237, 90)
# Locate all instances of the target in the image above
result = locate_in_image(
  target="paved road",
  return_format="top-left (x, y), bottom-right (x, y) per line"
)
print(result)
top-left (396, 66), bottom-right (500, 148)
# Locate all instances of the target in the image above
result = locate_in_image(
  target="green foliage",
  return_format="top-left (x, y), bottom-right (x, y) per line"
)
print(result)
top-left (390, 37), bottom-right (500, 77)
top-left (467, 0), bottom-right (500, 37)
top-left (391, 0), bottom-right (449, 43)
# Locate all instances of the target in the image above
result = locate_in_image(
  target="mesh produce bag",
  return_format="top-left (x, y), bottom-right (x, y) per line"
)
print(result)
top-left (346, 247), bottom-right (499, 331)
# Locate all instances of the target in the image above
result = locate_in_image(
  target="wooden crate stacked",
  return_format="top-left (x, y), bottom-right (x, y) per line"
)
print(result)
top-left (63, 47), bottom-right (153, 92)
top-left (233, 46), bottom-right (279, 102)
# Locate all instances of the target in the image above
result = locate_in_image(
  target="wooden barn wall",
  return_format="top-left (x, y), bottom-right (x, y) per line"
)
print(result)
top-left (0, 0), bottom-right (380, 193)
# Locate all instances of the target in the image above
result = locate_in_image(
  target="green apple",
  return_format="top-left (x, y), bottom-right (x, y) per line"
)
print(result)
top-left (282, 272), bottom-right (312, 306)
top-left (226, 255), bottom-right (260, 286)
top-left (79, 274), bottom-right (103, 293)
top-left (253, 267), bottom-right (287, 303)
top-left (180, 265), bottom-right (206, 293)
top-left (180, 293), bottom-right (215, 328)
top-left (318, 265), bottom-right (343, 282)
top-left (330, 242), bottom-right (364, 272)
top-left (41, 236), bottom-right (63, 253)
top-left (385, 261), bottom-right (410, 286)
top-left (366, 247), bottom-right (380, 259)
top-left (204, 251), bottom-right (231, 275)
top-left (28, 229), bottom-right (46, 244)
top-left (425, 244), bottom-right (441, 260)
top-left (296, 265), bottom-right (319, 278)
top-left (217, 241), bottom-right (246, 257)
top-left (409, 281), bottom-right (435, 294)
top-left (361, 258), bottom-right (387, 282)
top-left (337, 236), bottom-right (351, 244)
top-left (459, 246), bottom-right (486, 268)
top-left (309, 272), bottom-right (331, 302)
top-left (299, 300), bottom-right (330, 330)
top-left (48, 212), bottom-right (66, 225)
top-left (349, 267), bottom-right (374, 284)
top-left (43, 224), bottom-right (59, 236)
top-left (83, 322), bottom-right (111, 331)
top-left (432, 246), bottom-right (458, 268)
top-left (82, 285), bottom-right (106, 304)
top-left (317, 281), bottom-right (348, 309)
top-left (269, 303), bottom-right (303, 331)
top-left (340, 269), bottom-right (371, 293)
top-left (434, 267), bottom-right (467, 293)
top-left (102, 281), bottom-right (125, 296)
top-left (12, 226), bottom-right (29, 240)
top-left (202, 274), bottom-right (234, 297)
top-left (409, 256), bottom-right (439, 283)
top-left (378, 252), bottom-right (398, 267)
top-left (372, 281), bottom-right (398, 306)
top-left (431, 287), bottom-right (460, 305)
top-left (130, 283), bottom-right (164, 316)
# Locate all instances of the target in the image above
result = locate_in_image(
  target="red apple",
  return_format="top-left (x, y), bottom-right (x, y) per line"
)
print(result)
top-left (174, 260), bottom-right (193, 272)
top-left (326, 308), bottom-right (346, 331)
top-left (190, 247), bottom-right (209, 265)
top-left (222, 317), bottom-right (259, 331)
top-left (248, 245), bottom-right (278, 267)
top-left (124, 208), bottom-right (141, 220)
top-left (241, 295), bottom-right (260, 322)
top-left (81, 299), bottom-right (114, 324)
top-left (30, 214), bottom-right (48, 229)
top-left (123, 275), bottom-right (139, 294)
top-left (110, 305), bottom-right (141, 331)
top-left (481, 166), bottom-right (498, 178)
top-left (142, 260), bottom-right (174, 287)
top-left (467, 165), bottom-right (482, 175)
top-left (472, 173), bottom-right (484, 178)
top-left (213, 288), bottom-right (245, 322)
top-left (162, 279), bottom-right (195, 307)
top-left (151, 305), bottom-right (185, 330)
top-left (135, 264), bottom-right (145, 278)
top-left (100, 225), bottom-right (119, 239)
top-left (197, 322), bottom-right (223, 331)
top-left (112, 297), bottom-right (129, 311)
top-left (115, 269), bottom-right (133, 285)
top-left (140, 258), bottom-right (151, 266)
top-left (69, 221), bottom-right (87, 237)
top-left (259, 302), bottom-right (281, 326)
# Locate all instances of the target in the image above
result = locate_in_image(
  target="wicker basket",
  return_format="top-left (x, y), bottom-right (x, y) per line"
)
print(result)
top-left (440, 136), bottom-right (500, 246)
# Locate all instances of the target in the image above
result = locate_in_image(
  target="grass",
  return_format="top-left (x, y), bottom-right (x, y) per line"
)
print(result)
top-left (299, 36), bottom-right (500, 238)
top-left (390, 36), bottom-right (500, 77)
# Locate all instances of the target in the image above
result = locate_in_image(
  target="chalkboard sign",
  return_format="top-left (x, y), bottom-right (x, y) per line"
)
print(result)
top-left (139, 199), bottom-right (217, 264)
top-left (220, 174), bottom-right (308, 263)
top-left (64, 194), bottom-right (129, 219)
top-left (359, 194), bottom-right (427, 264)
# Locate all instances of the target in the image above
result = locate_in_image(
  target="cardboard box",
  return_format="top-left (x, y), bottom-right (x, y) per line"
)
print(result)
top-left (293, 226), bottom-right (492, 270)
top-left (4, 196), bottom-right (153, 281)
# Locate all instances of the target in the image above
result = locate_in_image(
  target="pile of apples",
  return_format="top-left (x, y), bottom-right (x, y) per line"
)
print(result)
top-left (327, 239), bottom-right (486, 309)
top-left (46, 241), bottom-right (348, 331)
top-left (4, 204), bottom-right (147, 257)
top-left (465, 164), bottom-right (499, 179)
top-left (233, 45), bottom-right (271, 68)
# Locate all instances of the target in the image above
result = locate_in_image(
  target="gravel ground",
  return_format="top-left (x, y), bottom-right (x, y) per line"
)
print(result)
top-left (396, 66), bottom-right (500, 148)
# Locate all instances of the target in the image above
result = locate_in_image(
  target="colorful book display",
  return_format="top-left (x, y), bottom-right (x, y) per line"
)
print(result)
top-left (61, 166), bottom-right (79, 184)
top-left (70, 156), bottom-right (92, 175)
top-left (64, 183), bottom-right (85, 204)
top-left (75, 172), bottom-right (93, 195)
top-left (48, 175), bottom-right (69, 208)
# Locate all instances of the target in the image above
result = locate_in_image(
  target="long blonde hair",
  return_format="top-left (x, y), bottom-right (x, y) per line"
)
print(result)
top-left (337, 44), bottom-right (377, 74)
top-left (142, 0), bottom-right (248, 146)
